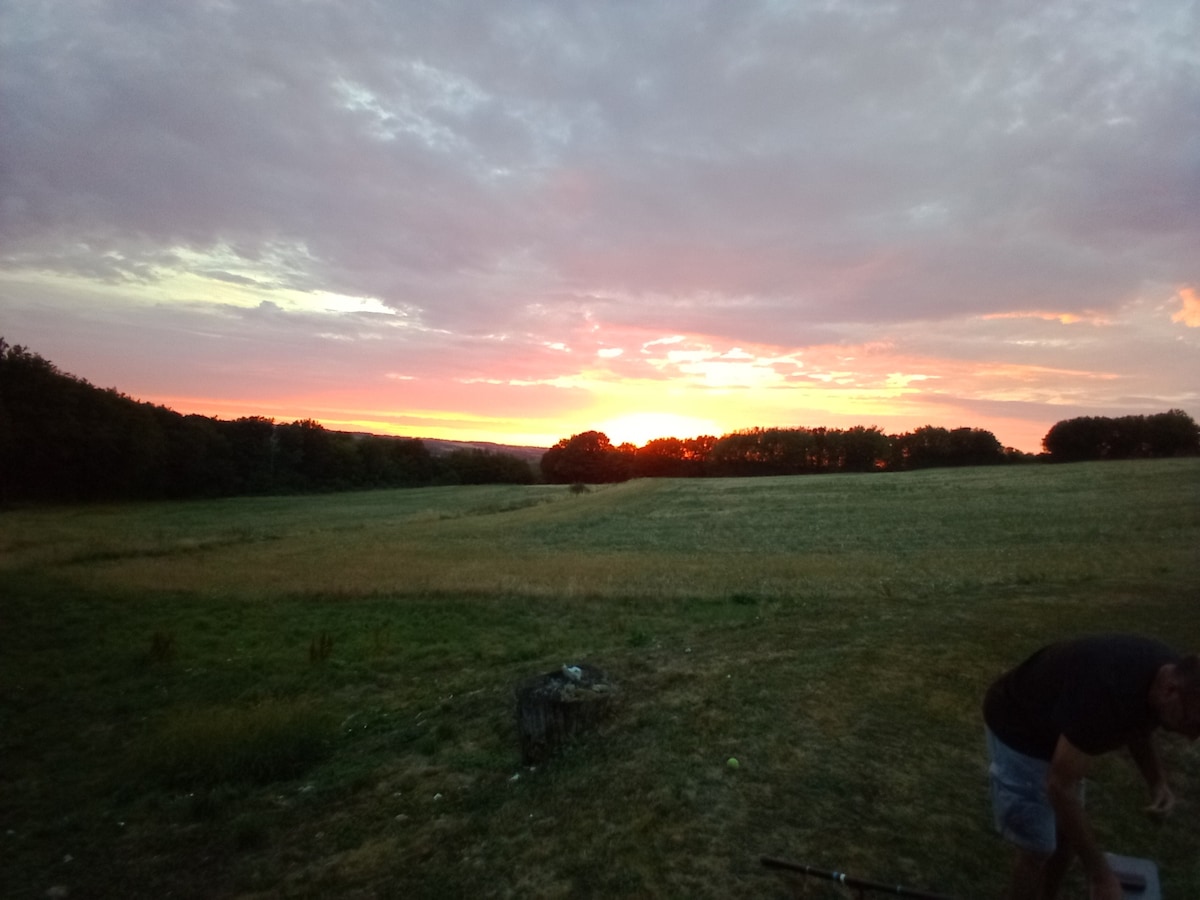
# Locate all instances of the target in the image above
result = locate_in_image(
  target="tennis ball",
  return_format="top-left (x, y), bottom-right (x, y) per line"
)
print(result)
top-left (727, 757), bottom-right (740, 769)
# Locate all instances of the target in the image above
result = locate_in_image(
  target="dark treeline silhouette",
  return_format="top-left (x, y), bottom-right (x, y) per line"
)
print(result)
top-left (0, 339), bottom-right (534, 503)
top-left (541, 411), bottom-right (1199, 483)
top-left (1042, 411), bottom-right (1200, 462)
top-left (539, 424), bottom-right (1021, 483)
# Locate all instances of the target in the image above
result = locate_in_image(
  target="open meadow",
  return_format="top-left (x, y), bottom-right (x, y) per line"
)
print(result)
top-left (2, 459), bottom-right (1199, 898)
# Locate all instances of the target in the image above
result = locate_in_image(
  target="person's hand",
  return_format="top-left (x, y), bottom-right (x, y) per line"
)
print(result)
top-left (1088, 867), bottom-right (1123, 900)
top-left (1146, 780), bottom-right (1176, 817)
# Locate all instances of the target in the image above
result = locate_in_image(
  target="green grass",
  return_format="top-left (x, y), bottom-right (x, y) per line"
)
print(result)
top-left (136, 698), bottom-right (337, 788)
top-left (1, 460), bottom-right (1198, 898)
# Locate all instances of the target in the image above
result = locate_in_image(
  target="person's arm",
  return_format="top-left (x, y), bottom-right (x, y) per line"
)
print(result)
top-left (1127, 733), bottom-right (1176, 814)
top-left (1047, 735), bottom-right (1123, 900)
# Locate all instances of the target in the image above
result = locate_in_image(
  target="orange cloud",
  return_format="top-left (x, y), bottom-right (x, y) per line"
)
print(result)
top-left (1171, 287), bottom-right (1200, 327)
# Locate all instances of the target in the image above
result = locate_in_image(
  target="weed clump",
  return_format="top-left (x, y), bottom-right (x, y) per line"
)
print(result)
top-left (138, 698), bottom-right (335, 787)
top-left (147, 630), bottom-right (176, 665)
top-left (309, 631), bottom-right (333, 664)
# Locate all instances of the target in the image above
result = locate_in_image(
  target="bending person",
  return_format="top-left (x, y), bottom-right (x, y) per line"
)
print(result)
top-left (983, 634), bottom-right (1200, 900)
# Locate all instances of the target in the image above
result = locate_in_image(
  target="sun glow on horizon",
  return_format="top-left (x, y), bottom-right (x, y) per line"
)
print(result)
top-left (594, 412), bottom-right (721, 447)
top-left (62, 313), bottom-right (1108, 457)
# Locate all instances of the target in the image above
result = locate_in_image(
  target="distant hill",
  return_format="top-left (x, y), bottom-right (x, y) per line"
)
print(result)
top-left (417, 438), bottom-right (548, 462)
top-left (354, 436), bottom-right (547, 463)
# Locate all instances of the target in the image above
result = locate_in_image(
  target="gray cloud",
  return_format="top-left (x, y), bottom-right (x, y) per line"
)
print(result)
top-left (1, 0), bottom-right (1197, 446)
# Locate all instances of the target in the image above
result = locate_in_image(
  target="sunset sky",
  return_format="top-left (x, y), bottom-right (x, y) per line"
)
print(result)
top-left (2, 1), bottom-right (1197, 453)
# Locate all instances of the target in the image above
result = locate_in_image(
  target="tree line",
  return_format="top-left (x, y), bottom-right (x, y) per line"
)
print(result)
top-left (540, 413), bottom-right (1198, 484)
top-left (0, 339), bottom-right (534, 503)
top-left (539, 425), bottom-right (1023, 483)
top-left (3, 338), bottom-right (1195, 502)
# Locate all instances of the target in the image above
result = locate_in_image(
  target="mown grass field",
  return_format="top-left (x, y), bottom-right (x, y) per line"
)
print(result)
top-left (2, 459), bottom-right (1198, 899)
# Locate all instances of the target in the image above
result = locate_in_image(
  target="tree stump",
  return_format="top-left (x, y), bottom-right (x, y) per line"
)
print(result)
top-left (515, 662), bottom-right (616, 765)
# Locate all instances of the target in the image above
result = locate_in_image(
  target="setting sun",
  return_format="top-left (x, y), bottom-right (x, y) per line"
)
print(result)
top-left (594, 412), bottom-right (720, 447)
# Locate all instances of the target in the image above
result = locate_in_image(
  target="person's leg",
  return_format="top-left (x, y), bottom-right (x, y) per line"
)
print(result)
top-left (1040, 827), bottom-right (1075, 900)
top-left (1006, 838), bottom-right (1073, 900)
top-left (1007, 846), bottom-right (1049, 900)
top-left (987, 729), bottom-right (1059, 898)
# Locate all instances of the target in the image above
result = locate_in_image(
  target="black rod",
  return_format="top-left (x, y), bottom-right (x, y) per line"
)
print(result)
top-left (760, 857), bottom-right (958, 900)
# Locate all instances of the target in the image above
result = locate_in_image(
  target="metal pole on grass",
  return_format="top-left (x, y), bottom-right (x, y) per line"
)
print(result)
top-left (760, 856), bottom-right (958, 900)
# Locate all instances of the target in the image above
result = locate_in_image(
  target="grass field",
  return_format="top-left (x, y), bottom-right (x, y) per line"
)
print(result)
top-left (2, 459), bottom-right (1198, 898)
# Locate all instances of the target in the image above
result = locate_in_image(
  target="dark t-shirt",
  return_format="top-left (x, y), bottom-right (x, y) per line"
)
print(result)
top-left (983, 635), bottom-right (1178, 760)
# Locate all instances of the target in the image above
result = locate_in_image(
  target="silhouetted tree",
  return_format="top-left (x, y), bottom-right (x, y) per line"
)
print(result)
top-left (1043, 416), bottom-right (1104, 461)
top-left (540, 431), bottom-right (631, 483)
top-left (632, 435), bottom-right (716, 478)
top-left (839, 425), bottom-right (891, 472)
top-left (707, 430), bottom-right (770, 477)
top-left (1146, 410), bottom-right (1200, 456)
top-left (0, 339), bottom-right (169, 500)
top-left (947, 427), bottom-right (1006, 467)
top-left (438, 448), bottom-right (535, 484)
top-left (385, 437), bottom-right (437, 486)
top-left (221, 417), bottom-right (277, 492)
top-left (634, 437), bottom-right (685, 477)
top-left (158, 413), bottom-right (237, 497)
top-left (889, 425), bottom-right (1005, 470)
top-left (708, 426), bottom-right (894, 476)
top-left (891, 426), bottom-right (953, 470)
top-left (1044, 411), bottom-right (1199, 462)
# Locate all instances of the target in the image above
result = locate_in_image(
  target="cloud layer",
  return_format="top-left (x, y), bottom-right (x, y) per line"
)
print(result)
top-left (2, 0), bottom-right (1197, 450)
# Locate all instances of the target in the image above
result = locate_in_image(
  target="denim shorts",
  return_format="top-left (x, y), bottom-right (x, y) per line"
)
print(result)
top-left (985, 728), bottom-right (1082, 855)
